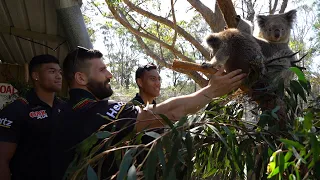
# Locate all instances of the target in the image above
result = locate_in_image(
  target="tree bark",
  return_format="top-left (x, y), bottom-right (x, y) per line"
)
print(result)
top-left (216, 0), bottom-right (238, 28)
top-left (172, 60), bottom-right (217, 75)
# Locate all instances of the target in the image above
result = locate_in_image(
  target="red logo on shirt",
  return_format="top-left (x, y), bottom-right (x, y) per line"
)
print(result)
top-left (29, 110), bottom-right (48, 119)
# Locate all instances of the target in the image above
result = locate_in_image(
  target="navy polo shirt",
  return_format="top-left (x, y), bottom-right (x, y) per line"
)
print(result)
top-left (131, 93), bottom-right (156, 105)
top-left (0, 89), bottom-right (65, 180)
top-left (50, 89), bottom-right (138, 180)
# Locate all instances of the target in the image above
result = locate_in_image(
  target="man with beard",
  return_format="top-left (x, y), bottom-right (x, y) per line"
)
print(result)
top-left (0, 55), bottom-right (64, 180)
top-left (50, 47), bottom-right (246, 180)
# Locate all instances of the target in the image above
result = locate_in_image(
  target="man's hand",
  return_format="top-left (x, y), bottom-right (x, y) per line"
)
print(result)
top-left (208, 68), bottom-right (246, 98)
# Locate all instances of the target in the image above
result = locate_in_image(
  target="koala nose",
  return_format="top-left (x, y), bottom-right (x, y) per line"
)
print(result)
top-left (274, 29), bottom-right (280, 38)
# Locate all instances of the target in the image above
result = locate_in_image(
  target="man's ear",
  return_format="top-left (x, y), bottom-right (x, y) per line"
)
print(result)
top-left (137, 78), bottom-right (143, 88)
top-left (31, 71), bottom-right (39, 81)
top-left (74, 72), bottom-right (88, 86)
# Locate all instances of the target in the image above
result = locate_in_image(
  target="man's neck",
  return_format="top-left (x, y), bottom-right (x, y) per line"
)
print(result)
top-left (139, 91), bottom-right (155, 104)
top-left (35, 88), bottom-right (55, 107)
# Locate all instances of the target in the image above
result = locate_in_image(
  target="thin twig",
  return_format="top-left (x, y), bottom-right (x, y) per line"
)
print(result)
top-left (170, 0), bottom-right (178, 49)
top-left (264, 51), bottom-right (299, 65)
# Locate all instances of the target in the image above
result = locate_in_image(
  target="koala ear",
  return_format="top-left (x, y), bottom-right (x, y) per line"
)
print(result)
top-left (235, 15), bottom-right (241, 22)
top-left (256, 15), bottom-right (268, 28)
top-left (284, 9), bottom-right (297, 27)
top-left (206, 34), bottom-right (222, 49)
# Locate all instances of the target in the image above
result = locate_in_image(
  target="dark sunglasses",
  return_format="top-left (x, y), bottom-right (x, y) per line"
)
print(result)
top-left (143, 63), bottom-right (157, 70)
top-left (73, 46), bottom-right (89, 69)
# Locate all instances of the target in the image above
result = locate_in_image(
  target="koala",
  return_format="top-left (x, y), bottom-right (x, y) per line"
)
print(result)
top-left (235, 15), bottom-right (254, 35)
top-left (235, 10), bottom-right (296, 57)
top-left (204, 28), bottom-right (265, 86)
top-left (256, 10), bottom-right (298, 85)
top-left (235, 10), bottom-right (298, 86)
top-left (256, 10), bottom-right (296, 44)
top-left (255, 10), bottom-right (297, 61)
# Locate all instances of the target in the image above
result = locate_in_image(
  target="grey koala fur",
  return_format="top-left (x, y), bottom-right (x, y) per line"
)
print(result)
top-left (256, 10), bottom-right (296, 44)
top-left (256, 10), bottom-right (297, 86)
top-left (235, 10), bottom-right (298, 86)
top-left (235, 15), bottom-right (254, 35)
top-left (205, 28), bottom-right (266, 85)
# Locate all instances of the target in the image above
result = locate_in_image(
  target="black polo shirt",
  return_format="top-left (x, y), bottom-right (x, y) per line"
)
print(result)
top-left (0, 89), bottom-right (65, 180)
top-left (131, 93), bottom-right (156, 105)
top-left (50, 88), bottom-right (138, 180)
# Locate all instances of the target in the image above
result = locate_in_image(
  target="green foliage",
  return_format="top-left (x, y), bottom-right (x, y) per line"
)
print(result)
top-left (74, 1), bottom-right (320, 179)
top-left (111, 84), bottom-right (138, 102)
top-left (65, 67), bottom-right (320, 180)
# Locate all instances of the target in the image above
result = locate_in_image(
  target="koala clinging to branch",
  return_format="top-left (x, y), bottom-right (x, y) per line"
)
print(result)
top-left (235, 10), bottom-right (299, 87)
top-left (235, 10), bottom-right (297, 58)
top-left (204, 28), bottom-right (265, 85)
top-left (256, 10), bottom-right (298, 86)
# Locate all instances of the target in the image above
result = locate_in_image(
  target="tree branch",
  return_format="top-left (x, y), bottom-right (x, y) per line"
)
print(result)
top-left (106, 2), bottom-right (208, 86)
top-left (107, 2), bottom-right (196, 63)
top-left (244, 0), bottom-right (255, 22)
top-left (122, 0), bottom-right (210, 60)
top-left (186, 0), bottom-right (225, 32)
top-left (134, 34), bottom-right (208, 87)
top-left (270, 0), bottom-right (278, 14)
top-left (279, 0), bottom-right (288, 13)
top-left (216, 0), bottom-right (238, 28)
top-left (170, 0), bottom-right (178, 48)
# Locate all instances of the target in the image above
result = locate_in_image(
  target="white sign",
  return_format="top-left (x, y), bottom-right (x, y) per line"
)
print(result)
top-left (0, 83), bottom-right (18, 110)
top-left (0, 83), bottom-right (18, 95)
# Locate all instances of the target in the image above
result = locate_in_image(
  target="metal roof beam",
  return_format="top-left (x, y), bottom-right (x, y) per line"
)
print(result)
top-left (0, 25), bottom-right (65, 43)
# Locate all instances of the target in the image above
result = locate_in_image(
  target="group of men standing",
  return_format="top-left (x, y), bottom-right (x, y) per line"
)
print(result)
top-left (0, 47), bottom-right (246, 180)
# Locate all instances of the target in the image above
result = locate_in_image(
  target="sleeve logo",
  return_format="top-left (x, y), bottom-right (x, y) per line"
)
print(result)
top-left (0, 118), bottom-right (13, 128)
top-left (106, 102), bottom-right (126, 119)
top-left (29, 110), bottom-right (48, 119)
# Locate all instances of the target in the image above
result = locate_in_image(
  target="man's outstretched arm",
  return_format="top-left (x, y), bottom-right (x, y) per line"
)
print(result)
top-left (135, 68), bottom-right (246, 132)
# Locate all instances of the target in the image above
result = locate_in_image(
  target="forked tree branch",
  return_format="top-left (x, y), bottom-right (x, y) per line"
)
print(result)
top-left (134, 34), bottom-right (208, 87)
top-left (107, 2), bottom-right (208, 87)
top-left (187, 0), bottom-right (226, 32)
top-left (107, 3), bottom-right (196, 63)
top-left (122, 0), bottom-right (210, 60)
top-left (279, 0), bottom-right (288, 13)
top-left (270, 0), bottom-right (278, 14)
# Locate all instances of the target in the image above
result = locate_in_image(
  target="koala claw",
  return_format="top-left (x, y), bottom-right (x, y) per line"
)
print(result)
top-left (201, 62), bottom-right (214, 68)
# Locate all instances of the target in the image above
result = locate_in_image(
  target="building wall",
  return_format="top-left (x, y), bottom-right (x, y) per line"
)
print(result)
top-left (0, 63), bottom-right (25, 83)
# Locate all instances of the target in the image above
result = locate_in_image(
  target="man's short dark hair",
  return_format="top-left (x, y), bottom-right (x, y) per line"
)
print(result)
top-left (135, 63), bottom-right (157, 80)
top-left (63, 47), bottom-right (103, 85)
top-left (29, 54), bottom-right (59, 76)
